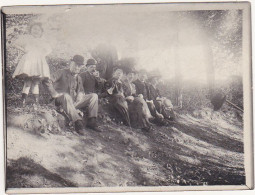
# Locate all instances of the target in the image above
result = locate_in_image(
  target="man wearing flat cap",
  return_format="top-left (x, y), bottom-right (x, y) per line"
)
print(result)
top-left (43, 55), bottom-right (100, 134)
top-left (80, 58), bottom-right (105, 95)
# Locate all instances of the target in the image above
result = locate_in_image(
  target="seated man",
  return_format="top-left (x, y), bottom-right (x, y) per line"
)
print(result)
top-left (42, 55), bottom-right (100, 134)
top-left (133, 70), bottom-right (164, 123)
top-left (122, 70), bottom-right (152, 131)
top-left (133, 69), bottom-right (149, 100)
top-left (147, 73), bottom-right (176, 121)
top-left (105, 68), bottom-right (131, 127)
top-left (79, 58), bottom-right (105, 95)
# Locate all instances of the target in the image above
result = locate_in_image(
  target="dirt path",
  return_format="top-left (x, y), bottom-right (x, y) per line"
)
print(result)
top-left (6, 107), bottom-right (245, 188)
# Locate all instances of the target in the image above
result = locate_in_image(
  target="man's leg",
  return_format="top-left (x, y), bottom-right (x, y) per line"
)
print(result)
top-left (147, 101), bottom-right (165, 125)
top-left (147, 101), bottom-right (157, 118)
top-left (55, 93), bottom-right (85, 135)
top-left (41, 78), bottom-right (59, 98)
top-left (75, 93), bottom-right (98, 118)
top-left (154, 100), bottom-right (163, 114)
top-left (75, 93), bottom-right (100, 131)
top-left (112, 95), bottom-right (131, 127)
top-left (55, 93), bottom-right (82, 122)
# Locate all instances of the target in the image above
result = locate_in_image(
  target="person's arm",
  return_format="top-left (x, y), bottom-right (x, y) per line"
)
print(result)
top-left (50, 69), bottom-right (63, 83)
top-left (145, 83), bottom-right (151, 101)
top-left (94, 72), bottom-right (106, 93)
top-left (13, 36), bottom-right (26, 52)
top-left (156, 88), bottom-right (162, 98)
top-left (105, 79), bottom-right (116, 95)
top-left (42, 70), bottom-right (63, 98)
top-left (133, 82), bottom-right (143, 98)
top-left (42, 78), bottom-right (61, 98)
top-left (131, 83), bottom-right (136, 96)
top-left (122, 83), bottom-right (129, 97)
top-left (14, 44), bottom-right (26, 53)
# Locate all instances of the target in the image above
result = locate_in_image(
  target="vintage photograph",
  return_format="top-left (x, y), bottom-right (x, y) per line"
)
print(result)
top-left (1, 2), bottom-right (252, 193)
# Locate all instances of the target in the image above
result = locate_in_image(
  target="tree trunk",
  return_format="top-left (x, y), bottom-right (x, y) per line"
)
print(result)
top-left (174, 30), bottom-right (183, 108)
top-left (205, 40), bottom-right (215, 99)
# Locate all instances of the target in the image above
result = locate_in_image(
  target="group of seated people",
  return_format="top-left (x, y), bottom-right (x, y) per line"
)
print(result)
top-left (40, 55), bottom-right (175, 135)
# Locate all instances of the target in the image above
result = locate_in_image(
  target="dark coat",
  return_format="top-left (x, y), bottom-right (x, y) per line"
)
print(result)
top-left (133, 79), bottom-right (149, 100)
top-left (122, 80), bottom-right (136, 97)
top-left (51, 68), bottom-right (84, 101)
top-left (105, 77), bottom-right (130, 126)
top-left (80, 71), bottom-right (105, 95)
top-left (147, 84), bottom-right (161, 101)
top-left (79, 71), bottom-right (98, 94)
top-left (96, 61), bottom-right (108, 79)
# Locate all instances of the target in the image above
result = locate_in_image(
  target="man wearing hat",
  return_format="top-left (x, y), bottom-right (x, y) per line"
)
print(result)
top-left (79, 58), bottom-right (105, 95)
top-left (133, 69), bottom-right (165, 124)
top-left (133, 69), bottom-right (150, 100)
top-left (147, 72), bottom-right (176, 122)
top-left (43, 55), bottom-right (100, 134)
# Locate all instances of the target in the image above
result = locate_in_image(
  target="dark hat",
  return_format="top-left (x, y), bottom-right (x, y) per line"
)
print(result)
top-left (86, 59), bottom-right (97, 66)
top-left (72, 55), bottom-right (84, 66)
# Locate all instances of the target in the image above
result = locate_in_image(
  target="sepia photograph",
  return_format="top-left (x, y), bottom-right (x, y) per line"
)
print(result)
top-left (1, 1), bottom-right (253, 194)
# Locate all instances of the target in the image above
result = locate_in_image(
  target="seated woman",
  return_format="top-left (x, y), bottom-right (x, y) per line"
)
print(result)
top-left (105, 68), bottom-right (131, 127)
top-left (122, 71), bottom-right (152, 130)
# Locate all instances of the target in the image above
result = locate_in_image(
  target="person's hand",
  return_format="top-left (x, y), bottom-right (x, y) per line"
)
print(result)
top-left (156, 97), bottom-right (163, 101)
top-left (126, 96), bottom-right (134, 102)
top-left (138, 94), bottom-right (143, 99)
top-left (156, 112), bottom-right (164, 119)
top-left (107, 87), bottom-right (115, 95)
top-left (100, 78), bottom-right (106, 83)
top-left (77, 109), bottom-right (84, 117)
top-left (49, 92), bottom-right (63, 103)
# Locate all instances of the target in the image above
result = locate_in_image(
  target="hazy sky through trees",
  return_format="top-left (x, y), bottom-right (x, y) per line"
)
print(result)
top-left (6, 5), bottom-right (242, 82)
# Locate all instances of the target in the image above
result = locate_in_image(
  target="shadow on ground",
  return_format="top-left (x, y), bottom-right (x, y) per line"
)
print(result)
top-left (7, 157), bottom-right (77, 188)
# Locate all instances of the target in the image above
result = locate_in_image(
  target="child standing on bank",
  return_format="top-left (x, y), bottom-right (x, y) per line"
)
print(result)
top-left (12, 22), bottom-right (52, 106)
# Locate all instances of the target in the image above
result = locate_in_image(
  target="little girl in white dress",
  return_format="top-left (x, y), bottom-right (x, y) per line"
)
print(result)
top-left (13, 23), bottom-right (52, 106)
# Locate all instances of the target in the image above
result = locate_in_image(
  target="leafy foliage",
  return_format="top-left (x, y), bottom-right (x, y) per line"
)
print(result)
top-left (4, 13), bottom-right (243, 115)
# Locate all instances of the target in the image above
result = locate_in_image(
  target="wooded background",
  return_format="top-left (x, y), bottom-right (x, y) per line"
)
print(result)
top-left (4, 9), bottom-right (243, 112)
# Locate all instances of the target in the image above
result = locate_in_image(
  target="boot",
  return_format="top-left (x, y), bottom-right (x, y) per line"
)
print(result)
top-left (87, 117), bottom-right (101, 132)
top-left (21, 93), bottom-right (27, 107)
top-left (74, 120), bottom-right (86, 135)
top-left (141, 125), bottom-right (152, 132)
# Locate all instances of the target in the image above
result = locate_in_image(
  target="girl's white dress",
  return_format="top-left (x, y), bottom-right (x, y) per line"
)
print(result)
top-left (12, 35), bottom-right (52, 79)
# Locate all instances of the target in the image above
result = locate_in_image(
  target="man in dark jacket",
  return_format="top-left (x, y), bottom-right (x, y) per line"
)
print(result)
top-left (133, 70), bottom-right (164, 123)
top-left (79, 59), bottom-right (105, 95)
top-left (43, 55), bottom-right (100, 134)
top-left (147, 74), bottom-right (175, 121)
top-left (133, 69), bottom-right (149, 100)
